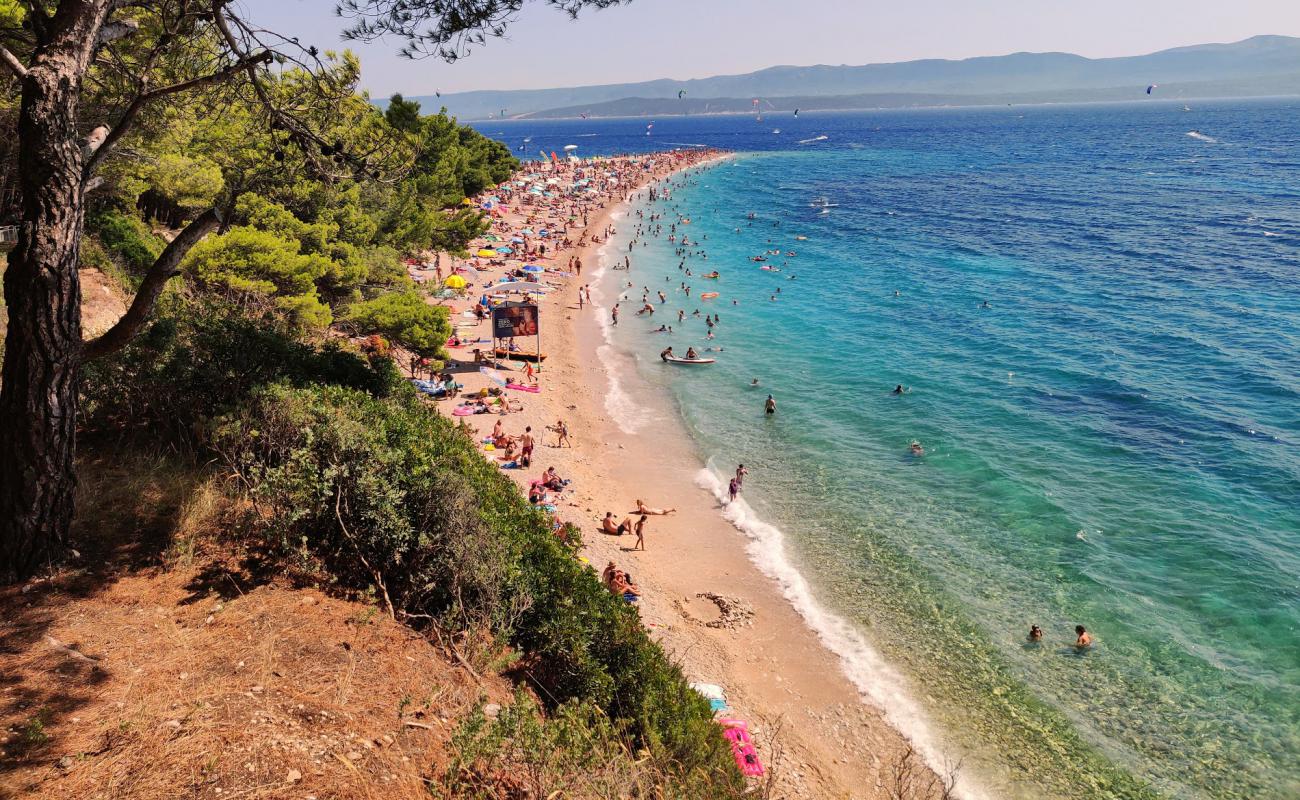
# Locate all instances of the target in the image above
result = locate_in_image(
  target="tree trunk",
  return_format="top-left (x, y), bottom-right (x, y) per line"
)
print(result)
top-left (0, 3), bottom-right (109, 582)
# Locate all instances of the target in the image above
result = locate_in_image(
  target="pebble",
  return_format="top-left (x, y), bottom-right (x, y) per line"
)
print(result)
top-left (286, 769), bottom-right (302, 783)
top-left (483, 703), bottom-right (502, 718)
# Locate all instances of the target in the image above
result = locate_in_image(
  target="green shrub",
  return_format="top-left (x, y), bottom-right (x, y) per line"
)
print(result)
top-left (440, 689), bottom-right (746, 799)
top-left (210, 383), bottom-right (740, 787)
top-left (80, 300), bottom-right (402, 445)
top-left (344, 290), bottom-right (450, 357)
top-left (89, 210), bottom-right (164, 276)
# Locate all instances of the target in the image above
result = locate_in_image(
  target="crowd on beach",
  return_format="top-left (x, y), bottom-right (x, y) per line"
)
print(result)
top-left (400, 145), bottom-right (725, 606)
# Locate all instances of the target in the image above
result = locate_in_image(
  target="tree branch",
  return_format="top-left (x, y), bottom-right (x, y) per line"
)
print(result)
top-left (0, 44), bottom-right (27, 79)
top-left (83, 50), bottom-right (271, 178)
top-left (81, 209), bottom-right (222, 361)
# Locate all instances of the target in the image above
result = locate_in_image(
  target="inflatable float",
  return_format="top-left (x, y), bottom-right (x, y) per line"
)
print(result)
top-left (719, 719), bottom-right (765, 776)
top-left (699, 292), bottom-right (720, 299)
top-left (506, 382), bottom-right (540, 393)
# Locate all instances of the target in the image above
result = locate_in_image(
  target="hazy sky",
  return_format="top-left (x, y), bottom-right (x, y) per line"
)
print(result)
top-left (244, 0), bottom-right (1300, 96)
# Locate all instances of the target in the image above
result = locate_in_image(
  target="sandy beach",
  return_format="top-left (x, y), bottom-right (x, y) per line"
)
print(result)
top-left (414, 152), bottom-right (945, 799)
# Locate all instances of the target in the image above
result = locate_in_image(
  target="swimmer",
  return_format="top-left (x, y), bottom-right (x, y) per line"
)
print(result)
top-left (909, 441), bottom-right (925, 456)
top-left (893, 384), bottom-right (906, 395)
top-left (751, 378), bottom-right (760, 387)
top-left (1028, 625), bottom-right (1043, 643)
top-left (1075, 625), bottom-right (1093, 648)
top-left (765, 394), bottom-right (777, 415)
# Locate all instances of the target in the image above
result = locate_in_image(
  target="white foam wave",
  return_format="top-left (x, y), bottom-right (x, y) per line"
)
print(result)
top-left (694, 465), bottom-right (989, 800)
top-left (1186, 131), bottom-right (1218, 143)
top-left (588, 218), bottom-right (654, 434)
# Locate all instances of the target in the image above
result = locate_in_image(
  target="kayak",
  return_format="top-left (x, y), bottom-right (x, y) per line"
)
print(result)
top-left (494, 348), bottom-right (547, 362)
top-left (664, 356), bottom-right (716, 365)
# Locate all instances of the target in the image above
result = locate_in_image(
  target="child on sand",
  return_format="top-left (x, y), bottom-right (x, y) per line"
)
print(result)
top-left (633, 515), bottom-right (648, 550)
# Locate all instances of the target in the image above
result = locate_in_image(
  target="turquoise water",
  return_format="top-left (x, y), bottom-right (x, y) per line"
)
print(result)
top-left (478, 102), bottom-right (1300, 798)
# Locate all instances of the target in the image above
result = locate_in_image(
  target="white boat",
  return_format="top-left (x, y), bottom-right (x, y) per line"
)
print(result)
top-left (664, 356), bottom-right (715, 365)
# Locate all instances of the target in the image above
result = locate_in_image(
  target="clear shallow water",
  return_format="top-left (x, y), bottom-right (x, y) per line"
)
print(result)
top-left (474, 101), bottom-right (1300, 799)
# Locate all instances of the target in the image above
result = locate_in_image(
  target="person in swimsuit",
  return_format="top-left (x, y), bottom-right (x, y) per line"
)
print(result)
top-left (635, 499), bottom-right (676, 515)
top-left (633, 515), bottom-right (648, 550)
top-left (520, 426), bottom-right (534, 466)
top-left (765, 395), bottom-right (777, 415)
top-left (1075, 625), bottom-right (1093, 648)
top-left (602, 512), bottom-right (633, 536)
top-left (1028, 625), bottom-right (1043, 643)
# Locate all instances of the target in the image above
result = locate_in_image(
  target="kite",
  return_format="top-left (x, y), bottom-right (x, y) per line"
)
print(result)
top-left (1146, 84), bottom-right (1157, 95)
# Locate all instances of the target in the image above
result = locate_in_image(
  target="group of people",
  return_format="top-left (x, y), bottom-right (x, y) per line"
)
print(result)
top-left (1028, 624), bottom-right (1094, 650)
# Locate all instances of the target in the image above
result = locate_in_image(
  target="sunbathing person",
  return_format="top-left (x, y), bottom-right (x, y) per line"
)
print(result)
top-left (542, 466), bottom-right (568, 491)
top-left (635, 499), bottom-right (676, 515)
top-left (601, 512), bottom-right (633, 536)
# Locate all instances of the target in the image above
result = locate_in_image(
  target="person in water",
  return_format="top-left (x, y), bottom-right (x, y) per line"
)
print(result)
top-left (893, 384), bottom-right (906, 394)
top-left (751, 378), bottom-right (760, 387)
top-left (765, 394), bottom-right (777, 415)
top-left (910, 441), bottom-right (925, 456)
top-left (1028, 625), bottom-right (1043, 642)
top-left (1075, 625), bottom-right (1093, 648)
top-left (685, 347), bottom-right (698, 359)
top-left (660, 346), bottom-right (674, 362)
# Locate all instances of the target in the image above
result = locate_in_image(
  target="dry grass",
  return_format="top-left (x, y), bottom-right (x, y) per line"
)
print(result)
top-left (0, 451), bottom-right (510, 800)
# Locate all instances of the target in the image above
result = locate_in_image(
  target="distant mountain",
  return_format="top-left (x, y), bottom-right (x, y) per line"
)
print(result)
top-left (402, 35), bottom-right (1300, 120)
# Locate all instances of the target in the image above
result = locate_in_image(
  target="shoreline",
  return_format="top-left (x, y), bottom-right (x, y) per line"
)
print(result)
top-left (430, 152), bottom-right (963, 798)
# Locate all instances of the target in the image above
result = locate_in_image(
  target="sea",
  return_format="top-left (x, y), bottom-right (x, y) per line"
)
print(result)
top-left (472, 99), bottom-right (1300, 800)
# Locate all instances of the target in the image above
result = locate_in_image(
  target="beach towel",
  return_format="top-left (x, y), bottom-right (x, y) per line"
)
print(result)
top-left (506, 382), bottom-right (540, 393)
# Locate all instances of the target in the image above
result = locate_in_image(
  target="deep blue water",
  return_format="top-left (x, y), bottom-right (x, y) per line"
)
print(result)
top-left (473, 101), bottom-right (1300, 799)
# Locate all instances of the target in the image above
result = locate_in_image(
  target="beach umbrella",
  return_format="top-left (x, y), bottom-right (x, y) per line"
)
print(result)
top-left (511, 237), bottom-right (524, 243)
top-left (520, 229), bottom-right (535, 235)
top-left (444, 275), bottom-right (467, 289)
top-left (476, 248), bottom-right (496, 258)
top-left (488, 281), bottom-right (551, 294)
top-left (479, 367), bottom-right (507, 387)
top-left (496, 246), bottom-right (514, 254)
top-left (521, 265), bottom-right (544, 274)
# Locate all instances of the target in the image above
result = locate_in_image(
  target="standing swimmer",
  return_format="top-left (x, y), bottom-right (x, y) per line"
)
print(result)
top-left (765, 395), bottom-right (777, 415)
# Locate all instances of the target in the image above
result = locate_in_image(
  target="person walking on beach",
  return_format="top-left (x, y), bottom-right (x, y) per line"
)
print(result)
top-left (633, 515), bottom-right (648, 550)
top-left (524, 362), bottom-right (537, 384)
top-left (611, 304), bottom-right (619, 325)
top-left (765, 394), bottom-right (777, 415)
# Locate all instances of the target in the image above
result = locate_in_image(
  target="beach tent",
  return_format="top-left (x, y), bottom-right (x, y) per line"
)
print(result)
top-left (476, 248), bottom-right (497, 258)
top-left (496, 246), bottom-right (514, 254)
top-left (444, 275), bottom-right (467, 289)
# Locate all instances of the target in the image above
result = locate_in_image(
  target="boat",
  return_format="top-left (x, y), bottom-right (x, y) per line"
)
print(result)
top-left (664, 356), bottom-right (715, 365)
top-left (494, 348), bottom-right (547, 362)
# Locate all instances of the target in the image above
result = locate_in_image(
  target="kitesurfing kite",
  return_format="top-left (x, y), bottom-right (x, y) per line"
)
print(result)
top-left (646, 121), bottom-right (654, 136)
top-left (678, 90), bottom-right (686, 99)
top-left (793, 108), bottom-right (799, 118)
top-left (1146, 84), bottom-right (1157, 95)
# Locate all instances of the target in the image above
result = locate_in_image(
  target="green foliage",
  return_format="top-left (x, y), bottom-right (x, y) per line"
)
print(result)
top-left (440, 689), bottom-right (747, 799)
top-left (209, 383), bottom-right (740, 786)
top-left (345, 290), bottom-right (450, 357)
top-left (183, 226), bottom-right (333, 331)
top-left (88, 210), bottom-right (165, 275)
top-left (80, 300), bottom-right (402, 444)
top-left (384, 93), bottom-right (423, 132)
